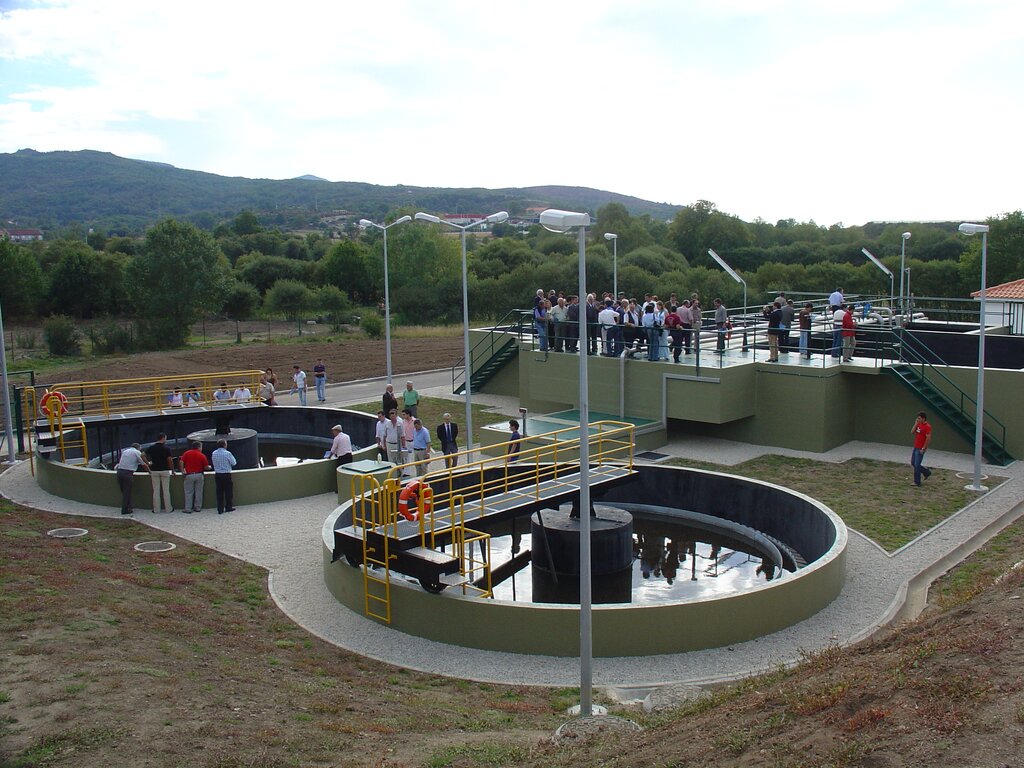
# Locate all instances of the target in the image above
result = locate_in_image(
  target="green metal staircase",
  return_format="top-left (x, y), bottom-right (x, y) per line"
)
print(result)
top-left (453, 310), bottom-right (529, 396)
top-left (884, 331), bottom-right (1011, 466)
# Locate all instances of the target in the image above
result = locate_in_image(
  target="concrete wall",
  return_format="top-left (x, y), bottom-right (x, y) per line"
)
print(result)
top-left (34, 406), bottom-right (379, 508)
top-left (501, 350), bottom-right (1020, 460)
top-left (321, 465), bottom-right (847, 657)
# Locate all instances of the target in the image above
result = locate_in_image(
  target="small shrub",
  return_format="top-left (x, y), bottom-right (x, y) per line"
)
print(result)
top-left (87, 321), bottom-right (135, 354)
top-left (361, 312), bottom-right (385, 339)
top-left (15, 330), bottom-right (37, 349)
top-left (43, 315), bottom-right (81, 356)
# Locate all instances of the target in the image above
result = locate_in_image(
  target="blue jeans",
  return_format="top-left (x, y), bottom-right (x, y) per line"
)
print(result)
top-left (799, 330), bottom-right (810, 357)
top-left (646, 328), bottom-right (659, 361)
top-left (535, 321), bottom-right (548, 351)
top-left (831, 329), bottom-right (842, 357)
top-left (315, 376), bottom-right (326, 401)
top-left (296, 387), bottom-right (307, 406)
top-left (911, 448), bottom-right (931, 485)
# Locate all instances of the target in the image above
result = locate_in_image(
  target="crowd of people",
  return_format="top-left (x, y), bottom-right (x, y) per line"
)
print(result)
top-left (532, 286), bottom-right (864, 364)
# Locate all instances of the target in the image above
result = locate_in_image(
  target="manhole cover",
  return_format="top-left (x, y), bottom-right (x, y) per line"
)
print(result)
top-left (47, 527), bottom-right (89, 539)
top-left (635, 451), bottom-right (669, 461)
top-left (134, 541), bottom-right (176, 553)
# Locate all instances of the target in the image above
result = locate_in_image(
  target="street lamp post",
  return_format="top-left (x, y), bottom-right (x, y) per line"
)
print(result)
top-left (899, 231), bottom-right (911, 316)
top-left (707, 248), bottom-right (748, 351)
top-left (0, 297), bottom-right (17, 464)
top-left (860, 247), bottom-right (895, 307)
top-left (539, 208), bottom-right (593, 717)
top-left (358, 215), bottom-right (412, 385)
top-left (604, 233), bottom-right (618, 299)
top-left (960, 222), bottom-right (990, 492)
top-left (414, 211), bottom-right (508, 454)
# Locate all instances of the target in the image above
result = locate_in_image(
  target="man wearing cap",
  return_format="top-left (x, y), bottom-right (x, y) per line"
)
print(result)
top-left (328, 424), bottom-right (353, 464)
top-left (436, 413), bottom-right (459, 468)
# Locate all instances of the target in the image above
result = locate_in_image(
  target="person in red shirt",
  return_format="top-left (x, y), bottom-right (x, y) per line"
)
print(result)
top-left (911, 412), bottom-right (933, 486)
top-left (178, 441), bottom-right (211, 513)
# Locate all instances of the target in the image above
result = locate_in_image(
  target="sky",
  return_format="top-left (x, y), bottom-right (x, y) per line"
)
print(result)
top-left (0, 0), bottom-right (1021, 226)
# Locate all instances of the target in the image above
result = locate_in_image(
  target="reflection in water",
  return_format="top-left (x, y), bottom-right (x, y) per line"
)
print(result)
top-left (488, 512), bottom-right (793, 605)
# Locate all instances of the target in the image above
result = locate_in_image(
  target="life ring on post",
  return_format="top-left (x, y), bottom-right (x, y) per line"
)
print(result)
top-left (39, 390), bottom-right (69, 417)
top-left (397, 479), bottom-right (433, 522)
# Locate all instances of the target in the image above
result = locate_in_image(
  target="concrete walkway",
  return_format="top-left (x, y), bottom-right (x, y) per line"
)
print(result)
top-left (3, 370), bottom-right (1022, 693)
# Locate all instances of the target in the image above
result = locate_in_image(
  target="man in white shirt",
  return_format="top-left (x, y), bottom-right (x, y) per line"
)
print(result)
top-left (382, 410), bottom-right (403, 465)
top-left (374, 410), bottom-right (388, 461)
top-left (598, 299), bottom-right (621, 356)
top-left (115, 443), bottom-right (150, 515)
top-left (291, 365), bottom-right (307, 406)
top-left (232, 385), bottom-right (251, 404)
top-left (328, 425), bottom-right (353, 464)
top-left (828, 287), bottom-right (844, 311)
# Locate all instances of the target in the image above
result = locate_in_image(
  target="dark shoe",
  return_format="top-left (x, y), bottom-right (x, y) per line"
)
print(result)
top-left (218, 509), bottom-right (224, 514)
top-left (182, 509), bottom-right (193, 514)
top-left (226, 507), bottom-right (236, 512)
top-left (121, 510), bottom-right (133, 515)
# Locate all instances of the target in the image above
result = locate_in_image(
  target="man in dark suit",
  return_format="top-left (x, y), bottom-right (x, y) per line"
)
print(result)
top-left (436, 412), bottom-right (459, 468)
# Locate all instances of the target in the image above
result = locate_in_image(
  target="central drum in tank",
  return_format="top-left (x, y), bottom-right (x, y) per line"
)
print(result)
top-left (530, 506), bottom-right (634, 604)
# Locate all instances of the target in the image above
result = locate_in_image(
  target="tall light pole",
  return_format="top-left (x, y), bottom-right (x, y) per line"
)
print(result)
top-left (861, 247), bottom-right (895, 306)
top-left (539, 208), bottom-right (593, 717)
top-left (960, 222), bottom-right (990, 492)
top-left (414, 211), bottom-right (509, 453)
top-left (707, 248), bottom-right (747, 351)
top-left (0, 297), bottom-right (17, 464)
top-left (358, 215), bottom-right (412, 385)
top-left (899, 231), bottom-right (911, 316)
top-left (604, 233), bottom-right (618, 299)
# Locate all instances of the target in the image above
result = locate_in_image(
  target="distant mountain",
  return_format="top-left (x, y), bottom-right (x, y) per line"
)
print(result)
top-left (0, 149), bottom-right (682, 234)
top-left (295, 174), bottom-right (328, 181)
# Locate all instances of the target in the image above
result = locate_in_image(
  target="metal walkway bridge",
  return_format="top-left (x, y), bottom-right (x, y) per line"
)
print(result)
top-left (332, 420), bottom-right (638, 624)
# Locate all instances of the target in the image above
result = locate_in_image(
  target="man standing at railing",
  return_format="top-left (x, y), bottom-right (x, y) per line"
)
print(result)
top-left (212, 438), bottom-right (237, 514)
top-left (411, 418), bottom-right (431, 476)
top-left (179, 440), bottom-right (211, 514)
top-left (911, 412), bottom-right (933, 486)
top-left (146, 433), bottom-right (175, 513)
top-left (798, 302), bottom-right (814, 359)
top-left (115, 443), bottom-right (150, 515)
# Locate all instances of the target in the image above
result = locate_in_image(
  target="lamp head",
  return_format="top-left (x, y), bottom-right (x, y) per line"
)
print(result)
top-left (358, 219), bottom-right (375, 229)
top-left (485, 211), bottom-right (509, 224)
top-left (901, 231), bottom-right (911, 240)
top-left (604, 232), bottom-right (618, 241)
top-left (861, 247), bottom-right (872, 258)
top-left (392, 215), bottom-right (412, 226)
top-left (539, 209), bottom-right (590, 233)
top-left (959, 222), bottom-right (990, 235)
top-left (414, 212), bottom-right (441, 224)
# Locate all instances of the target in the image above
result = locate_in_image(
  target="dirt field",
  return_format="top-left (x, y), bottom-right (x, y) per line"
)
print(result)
top-left (31, 332), bottom-right (464, 388)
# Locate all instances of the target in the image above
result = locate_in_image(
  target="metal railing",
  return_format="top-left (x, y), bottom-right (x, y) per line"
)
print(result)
top-left (452, 309), bottom-right (530, 394)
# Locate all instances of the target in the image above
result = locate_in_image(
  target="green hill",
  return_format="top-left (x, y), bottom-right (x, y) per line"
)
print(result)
top-left (0, 148), bottom-right (682, 234)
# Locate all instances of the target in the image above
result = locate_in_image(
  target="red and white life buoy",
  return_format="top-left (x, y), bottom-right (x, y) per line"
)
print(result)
top-left (39, 389), bottom-right (69, 417)
top-left (397, 479), bottom-right (433, 521)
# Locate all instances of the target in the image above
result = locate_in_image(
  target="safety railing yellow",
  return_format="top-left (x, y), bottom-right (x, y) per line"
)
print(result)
top-left (400, 420), bottom-right (635, 525)
top-left (24, 370), bottom-right (265, 422)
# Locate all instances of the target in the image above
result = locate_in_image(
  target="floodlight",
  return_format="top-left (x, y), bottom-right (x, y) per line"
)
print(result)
top-left (539, 209), bottom-right (590, 232)
top-left (959, 223), bottom-right (990, 235)
top-left (414, 212), bottom-right (441, 224)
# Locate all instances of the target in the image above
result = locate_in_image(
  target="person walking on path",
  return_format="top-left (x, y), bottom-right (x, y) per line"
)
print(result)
top-left (115, 443), bottom-right (150, 515)
top-left (911, 412), bottom-right (933, 486)
top-left (212, 439), bottom-right (237, 514)
top-left (313, 358), bottom-right (327, 402)
top-left (411, 418), bottom-right (432, 476)
top-left (291, 365), bottom-right (307, 406)
top-left (146, 433), bottom-right (176, 513)
top-left (402, 381), bottom-right (420, 417)
top-left (436, 413), bottom-right (459, 468)
top-left (179, 441), bottom-right (211, 514)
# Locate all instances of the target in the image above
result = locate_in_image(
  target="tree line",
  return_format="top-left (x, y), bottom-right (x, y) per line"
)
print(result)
top-left (1, 202), bottom-right (1021, 352)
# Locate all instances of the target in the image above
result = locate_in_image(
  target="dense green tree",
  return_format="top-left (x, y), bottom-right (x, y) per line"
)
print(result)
top-left (235, 252), bottom-right (313, 294)
top-left (222, 280), bottom-right (260, 343)
top-left (959, 211), bottom-right (1024, 293)
top-left (371, 224), bottom-right (461, 323)
top-left (264, 279), bottom-right (313, 328)
top-left (48, 241), bottom-right (126, 318)
top-left (319, 240), bottom-right (371, 301)
top-left (471, 238), bottom-right (535, 281)
top-left (128, 219), bottom-right (229, 349)
top-left (312, 285), bottom-right (351, 329)
top-left (0, 240), bottom-right (45, 316)
top-left (667, 200), bottom-right (718, 260)
top-left (232, 210), bottom-right (262, 235)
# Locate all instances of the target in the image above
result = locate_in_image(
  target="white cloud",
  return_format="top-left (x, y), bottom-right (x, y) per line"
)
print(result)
top-left (0, 0), bottom-right (1021, 224)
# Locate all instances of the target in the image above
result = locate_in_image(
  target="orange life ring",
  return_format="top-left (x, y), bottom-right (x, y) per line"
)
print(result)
top-left (397, 479), bottom-right (432, 521)
top-left (39, 390), bottom-right (69, 417)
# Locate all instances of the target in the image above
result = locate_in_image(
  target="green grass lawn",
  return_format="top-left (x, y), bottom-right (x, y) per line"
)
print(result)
top-left (666, 455), bottom-right (996, 552)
